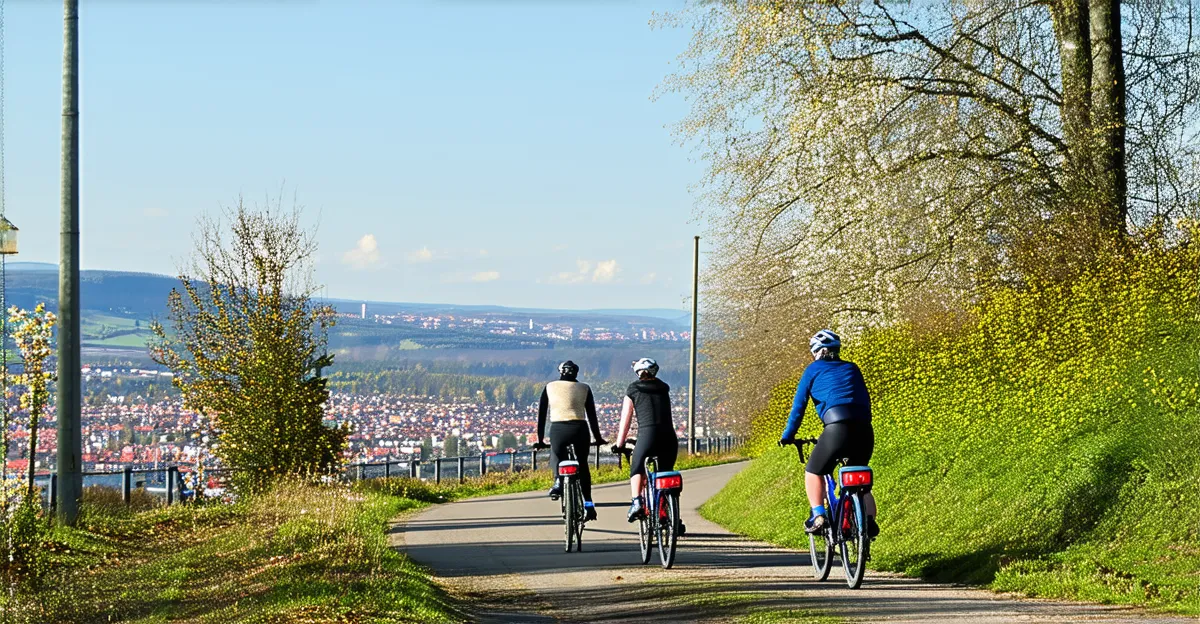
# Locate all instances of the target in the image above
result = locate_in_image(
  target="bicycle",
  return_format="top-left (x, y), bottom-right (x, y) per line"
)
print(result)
top-left (782, 438), bottom-right (873, 588)
top-left (613, 438), bottom-right (684, 569)
top-left (534, 441), bottom-right (600, 553)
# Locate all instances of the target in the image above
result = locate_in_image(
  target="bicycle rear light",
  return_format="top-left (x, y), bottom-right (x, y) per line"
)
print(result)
top-left (840, 468), bottom-right (872, 487)
top-left (558, 464), bottom-right (578, 476)
top-left (655, 474), bottom-right (683, 490)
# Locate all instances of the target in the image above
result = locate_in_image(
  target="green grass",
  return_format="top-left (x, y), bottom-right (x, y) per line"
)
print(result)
top-left (357, 450), bottom-right (748, 503)
top-left (3, 483), bottom-right (462, 623)
top-left (707, 246), bottom-right (1200, 616)
top-left (2, 452), bottom-right (745, 623)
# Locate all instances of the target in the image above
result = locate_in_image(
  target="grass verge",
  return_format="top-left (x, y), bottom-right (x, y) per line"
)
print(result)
top-left (2, 483), bottom-right (461, 623)
top-left (1, 450), bottom-right (744, 623)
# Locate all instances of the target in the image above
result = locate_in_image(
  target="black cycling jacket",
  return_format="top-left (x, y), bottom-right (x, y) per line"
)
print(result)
top-left (626, 378), bottom-right (673, 429)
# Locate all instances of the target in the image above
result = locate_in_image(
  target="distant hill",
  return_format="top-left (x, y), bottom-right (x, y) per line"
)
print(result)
top-left (5, 263), bottom-right (179, 319)
top-left (2, 265), bottom-right (690, 353)
top-left (4, 264), bottom-right (688, 323)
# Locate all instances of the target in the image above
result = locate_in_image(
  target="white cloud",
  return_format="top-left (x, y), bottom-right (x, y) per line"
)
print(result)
top-left (547, 259), bottom-right (621, 285)
top-left (406, 247), bottom-right (434, 263)
top-left (471, 271), bottom-right (500, 282)
top-left (342, 234), bottom-right (382, 270)
top-left (640, 272), bottom-right (657, 285)
top-left (592, 260), bottom-right (619, 283)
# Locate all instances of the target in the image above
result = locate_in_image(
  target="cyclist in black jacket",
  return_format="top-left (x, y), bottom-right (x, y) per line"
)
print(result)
top-left (613, 357), bottom-right (677, 522)
top-left (537, 360), bottom-right (606, 521)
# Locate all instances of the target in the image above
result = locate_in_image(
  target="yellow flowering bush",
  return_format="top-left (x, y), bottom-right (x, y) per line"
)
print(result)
top-left (150, 202), bottom-right (347, 493)
top-left (2, 303), bottom-right (57, 578)
top-left (716, 240), bottom-right (1200, 612)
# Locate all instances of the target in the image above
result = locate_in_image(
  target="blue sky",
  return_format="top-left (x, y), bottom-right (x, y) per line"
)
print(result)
top-left (3, 0), bottom-right (704, 310)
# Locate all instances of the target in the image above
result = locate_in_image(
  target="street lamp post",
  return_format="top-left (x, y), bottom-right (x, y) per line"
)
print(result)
top-left (57, 0), bottom-right (82, 525)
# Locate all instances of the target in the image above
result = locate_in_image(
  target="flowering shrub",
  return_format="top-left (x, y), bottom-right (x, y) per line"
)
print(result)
top-left (722, 241), bottom-right (1200, 611)
top-left (149, 203), bottom-right (347, 493)
top-left (1, 304), bottom-right (57, 583)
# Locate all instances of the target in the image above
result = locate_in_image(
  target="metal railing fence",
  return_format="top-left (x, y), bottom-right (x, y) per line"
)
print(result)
top-left (25, 435), bottom-right (747, 509)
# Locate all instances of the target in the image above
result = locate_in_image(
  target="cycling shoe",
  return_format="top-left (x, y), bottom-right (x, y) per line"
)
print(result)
top-left (584, 506), bottom-right (597, 522)
top-left (867, 516), bottom-right (880, 539)
top-left (548, 481), bottom-right (562, 501)
top-left (626, 497), bottom-right (645, 523)
top-left (804, 513), bottom-right (829, 534)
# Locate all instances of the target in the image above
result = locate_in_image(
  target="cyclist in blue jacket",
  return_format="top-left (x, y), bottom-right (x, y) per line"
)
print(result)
top-left (779, 329), bottom-right (879, 538)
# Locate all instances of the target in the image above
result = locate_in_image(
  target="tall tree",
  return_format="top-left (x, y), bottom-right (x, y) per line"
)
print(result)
top-left (150, 199), bottom-right (345, 492)
top-left (442, 434), bottom-right (461, 458)
top-left (660, 0), bottom-right (1200, 416)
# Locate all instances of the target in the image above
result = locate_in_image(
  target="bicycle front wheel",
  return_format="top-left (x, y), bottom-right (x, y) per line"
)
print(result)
top-left (839, 492), bottom-right (869, 588)
top-left (656, 492), bottom-right (680, 569)
top-left (808, 493), bottom-right (834, 581)
top-left (563, 477), bottom-right (576, 553)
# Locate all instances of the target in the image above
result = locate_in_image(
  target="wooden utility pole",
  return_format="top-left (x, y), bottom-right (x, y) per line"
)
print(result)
top-left (56, 0), bottom-right (81, 525)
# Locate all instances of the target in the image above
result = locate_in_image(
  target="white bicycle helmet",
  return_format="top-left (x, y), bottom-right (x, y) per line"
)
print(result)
top-left (558, 360), bottom-right (579, 377)
top-left (809, 329), bottom-right (841, 354)
top-left (632, 357), bottom-right (660, 377)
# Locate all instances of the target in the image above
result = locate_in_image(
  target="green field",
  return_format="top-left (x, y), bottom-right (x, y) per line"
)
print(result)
top-left (80, 311), bottom-right (155, 349)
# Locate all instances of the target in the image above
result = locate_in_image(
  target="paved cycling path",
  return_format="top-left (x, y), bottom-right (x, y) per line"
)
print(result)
top-left (392, 462), bottom-right (1191, 623)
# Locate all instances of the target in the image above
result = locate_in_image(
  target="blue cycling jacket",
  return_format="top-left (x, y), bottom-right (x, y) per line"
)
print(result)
top-left (781, 358), bottom-right (871, 440)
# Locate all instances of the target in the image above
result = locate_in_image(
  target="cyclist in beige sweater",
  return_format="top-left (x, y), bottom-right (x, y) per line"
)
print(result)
top-left (537, 361), bottom-right (606, 521)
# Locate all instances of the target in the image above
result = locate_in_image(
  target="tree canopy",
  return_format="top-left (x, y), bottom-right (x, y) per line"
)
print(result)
top-left (659, 0), bottom-right (1200, 415)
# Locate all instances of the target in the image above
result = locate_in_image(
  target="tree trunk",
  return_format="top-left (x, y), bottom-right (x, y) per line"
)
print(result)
top-left (25, 408), bottom-right (38, 500)
top-left (1088, 0), bottom-right (1128, 235)
top-left (1056, 0), bottom-right (1094, 201)
top-left (1050, 0), bottom-right (1128, 240)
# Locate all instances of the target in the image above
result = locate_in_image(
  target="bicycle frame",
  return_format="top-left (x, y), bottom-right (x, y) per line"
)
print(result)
top-left (791, 441), bottom-right (862, 547)
top-left (642, 456), bottom-right (660, 519)
top-left (821, 470), bottom-right (860, 547)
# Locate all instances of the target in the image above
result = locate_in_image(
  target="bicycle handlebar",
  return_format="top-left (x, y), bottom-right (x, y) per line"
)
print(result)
top-left (611, 438), bottom-right (637, 456)
top-left (780, 437), bottom-right (820, 462)
top-left (533, 440), bottom-right (607, 451)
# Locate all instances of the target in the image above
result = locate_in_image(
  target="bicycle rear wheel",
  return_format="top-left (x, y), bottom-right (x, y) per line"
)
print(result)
top-left (563, 477), bottom-right (576, 553)
top-left (638, 492), bottom-right (653, 564)
top-left (839, 492), bottom-right (869, 588)
top-left (808, 493), bottom-right (834, 580)
top-left (571, 479), bottom-right (585, 552)
top-left (656, 492), bottom-right (680, 569)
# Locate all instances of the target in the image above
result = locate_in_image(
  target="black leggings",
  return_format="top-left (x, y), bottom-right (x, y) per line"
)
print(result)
top-left (630, 427), bottom-right (678, 479)
top-left (805, 420), bottom-right (874, 476)
top-left (550, 421), bottom-right (593, 501)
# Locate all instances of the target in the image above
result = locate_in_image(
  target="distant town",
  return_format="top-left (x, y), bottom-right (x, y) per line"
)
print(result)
top-left (345, 304), bottom-right (692, 343)
top-left (4, 364), bottom-right (726, 475)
